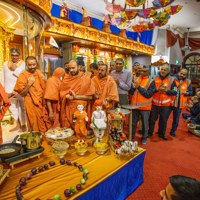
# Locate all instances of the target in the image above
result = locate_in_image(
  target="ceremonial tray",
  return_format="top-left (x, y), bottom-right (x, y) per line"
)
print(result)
top-left (45, 128), bottom-right (74, 140)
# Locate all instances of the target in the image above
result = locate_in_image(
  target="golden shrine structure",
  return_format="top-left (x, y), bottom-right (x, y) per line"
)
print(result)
top-left (0, 0), bottom-right (154, 74)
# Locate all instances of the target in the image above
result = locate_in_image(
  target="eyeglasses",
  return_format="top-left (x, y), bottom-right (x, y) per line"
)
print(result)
top-left (11, 54), bottom-right (19, 57)
top-left (116, 62), bottom-right (123, 65)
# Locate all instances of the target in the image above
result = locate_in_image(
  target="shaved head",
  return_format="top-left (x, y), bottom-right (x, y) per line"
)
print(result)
top-left (180, 69), bottom-right (188, 74)
top-left (160, 64), bottom-right (170, 77)
top-left (178, 69), bottom-right (188, 80)
top-left (68, 60), bottom-right (79, 76)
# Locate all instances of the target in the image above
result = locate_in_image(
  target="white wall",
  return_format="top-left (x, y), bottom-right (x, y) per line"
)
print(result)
top-left (169, 40), bottom-right (183, 65)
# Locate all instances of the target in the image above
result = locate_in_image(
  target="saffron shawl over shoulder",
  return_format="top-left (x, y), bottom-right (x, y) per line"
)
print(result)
top-left (60, 72), bottom-right (95, 128)
top-left (44, 67), bottom-right (65, 101)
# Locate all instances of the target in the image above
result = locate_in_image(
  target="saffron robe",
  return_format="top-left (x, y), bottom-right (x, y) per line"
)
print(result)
top-left (92, 75), bottom-right (119, 110)
top-left (60, 72), bottom-right (95, 128)
top-left (44, 68), bottom-right (65, 128)
top-left (0, 83), bottom-right (10, 144)
top-left (14, 69), bottom-right (51, 133)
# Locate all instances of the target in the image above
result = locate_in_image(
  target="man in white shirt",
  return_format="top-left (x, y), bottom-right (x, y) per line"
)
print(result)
top-left (1, 48), bottom-right (26, 131)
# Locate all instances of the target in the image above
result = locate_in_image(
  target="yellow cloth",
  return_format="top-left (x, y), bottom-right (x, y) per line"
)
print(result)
top-left (0, 141), bottom-right (145, 200)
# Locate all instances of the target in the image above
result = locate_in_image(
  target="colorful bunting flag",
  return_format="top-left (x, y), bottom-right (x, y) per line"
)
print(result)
top-left (164, 5), bottom-right (183, 15)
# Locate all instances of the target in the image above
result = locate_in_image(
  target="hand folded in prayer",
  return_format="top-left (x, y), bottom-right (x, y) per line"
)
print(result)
top-left (69, 90), bottom-right (76, 98)
top-left (102, 99), bottom-right (108, 106)
top-left (66, 94), bottom-right (74, 100)
top-left (187, 103), bottom-right (193, 108)
top-left (8, 91), bottom-right (18, 98)
top-left (158, 84), bottom-right (167, 92)
top-left (105, 98), bottom-right (111, 102)
top-left (10, 63), bottom-right (17, 71)
top-left (94, 93), bottom-right (99, 99)
top-left (186, 117), bottom-right (191, 123)
top-left (28, 76), bottom-right (35, 86)
top-left (132, 82), bottom-right (139, 89)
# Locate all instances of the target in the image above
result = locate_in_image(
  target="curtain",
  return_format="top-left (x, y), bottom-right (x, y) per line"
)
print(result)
top-left (140, 30), bottom-right (153, 45)
top-left (166, 29), bottom-right (185, 48)
top-left (126, 30), bottom-right (153, 45)
top-left (110, 25), bottom-right (121, 34)
top-left (189, 38), bottom-right (200, 51)
top-left (91, 18), bottom-right (104, 30)
top-left (51, 3), bottom-right (60, 17)
top-left (68, 10), bottom-right (83, 24)
top-left (126, 31), bottom-right (138, 41)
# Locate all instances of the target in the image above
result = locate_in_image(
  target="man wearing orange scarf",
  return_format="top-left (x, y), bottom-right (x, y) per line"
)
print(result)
top-left (44, 67), bottom-right (65, 128)
top-left (60, 60), bottom-right (95, 128)
top-left (92, 64), bottom-right (119, 111)
top-left (0, 83), bottom-right (10, 144)
top-left (13, 56), bottom-right (51, 133)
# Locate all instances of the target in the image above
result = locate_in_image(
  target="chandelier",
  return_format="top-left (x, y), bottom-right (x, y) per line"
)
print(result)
top-left (104, 0), bottom-right (182, 32)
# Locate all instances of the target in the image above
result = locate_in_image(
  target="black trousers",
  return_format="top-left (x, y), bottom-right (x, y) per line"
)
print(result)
top-left (169, 106), bottom-right (182, 133)
top-left (132, 109), bottom-right (150, 139)
top-left (148, 105), bottom-right (170, 136)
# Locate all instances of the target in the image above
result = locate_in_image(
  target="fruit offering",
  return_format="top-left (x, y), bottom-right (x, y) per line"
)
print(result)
top-left (93, 141), bottom-right (109, 155)
top-left (15, 160), bottom-right (89, 200)
top-left (75, 140), bottom-right (88, 149)
top-left (93, 142), bottom-right (108, 149)
top-left (75, 140), bottom-right (88, 156)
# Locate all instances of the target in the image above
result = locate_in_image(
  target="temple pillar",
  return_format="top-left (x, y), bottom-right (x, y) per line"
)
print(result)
top-left (0, 22), bottom-right (14, 73)
top-left (62, 42), bottom-right (73, 63)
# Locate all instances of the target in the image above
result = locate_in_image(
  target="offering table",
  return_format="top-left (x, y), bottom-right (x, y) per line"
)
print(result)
top-left (0, 141), bottom-right (145, 200)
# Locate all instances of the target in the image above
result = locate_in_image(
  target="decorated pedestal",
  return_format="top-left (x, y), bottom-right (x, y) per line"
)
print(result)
top-left (108, 108), bottom-right (138, 156)
top-left (107, 108), bottom-right (126, 132)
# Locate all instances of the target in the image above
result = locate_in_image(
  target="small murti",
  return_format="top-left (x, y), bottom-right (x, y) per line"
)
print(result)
top-left (90, 100), bottom-right (107, 141)
top-left (73, 104), bottom-right (88, 139)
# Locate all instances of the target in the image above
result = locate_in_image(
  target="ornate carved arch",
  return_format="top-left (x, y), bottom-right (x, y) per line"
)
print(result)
top-left (183, 52), bottom-right (200, 82)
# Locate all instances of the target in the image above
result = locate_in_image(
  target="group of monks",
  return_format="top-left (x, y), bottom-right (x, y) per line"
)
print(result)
top-left (0, 56), bottom-right (120, 144)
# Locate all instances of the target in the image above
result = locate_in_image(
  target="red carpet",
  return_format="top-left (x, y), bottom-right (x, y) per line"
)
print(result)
top-left (127, 114), bottom-right (200, 200)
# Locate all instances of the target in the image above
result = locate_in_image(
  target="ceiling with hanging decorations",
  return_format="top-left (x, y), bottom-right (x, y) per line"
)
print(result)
top-left (53, 0), bottom-right (200, 33)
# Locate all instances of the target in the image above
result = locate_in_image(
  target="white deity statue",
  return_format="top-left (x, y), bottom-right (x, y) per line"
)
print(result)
top-left (90, 101), bottom-right (107, 141)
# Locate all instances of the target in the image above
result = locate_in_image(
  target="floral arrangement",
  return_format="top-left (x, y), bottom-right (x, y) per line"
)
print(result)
top-left (109, 127), bottom-right (138, 156)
